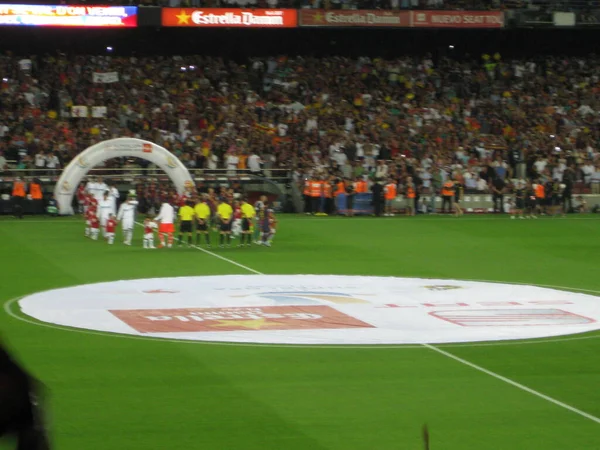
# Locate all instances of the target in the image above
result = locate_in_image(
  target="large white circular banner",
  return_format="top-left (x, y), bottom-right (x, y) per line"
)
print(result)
top-left (18, 275), bottom-right (600, 345)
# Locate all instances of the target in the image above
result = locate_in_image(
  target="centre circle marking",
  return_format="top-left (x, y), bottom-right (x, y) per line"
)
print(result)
top-left (18, 275), bottom-right (600, 345)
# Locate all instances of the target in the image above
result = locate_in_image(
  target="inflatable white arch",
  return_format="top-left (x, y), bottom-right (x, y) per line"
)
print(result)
top-left (55, 137), bottom-right (194, 215)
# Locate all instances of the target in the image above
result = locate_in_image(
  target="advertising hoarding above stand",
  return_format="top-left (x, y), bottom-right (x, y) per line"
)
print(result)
top-left (411, 10), bottom-right (504, 28)
top-left (300, 9), bottom-right (409, 27)
top-left (0, 4), bottom-right (137, 27)
top-left (162, 8), bottom-right (297, 28)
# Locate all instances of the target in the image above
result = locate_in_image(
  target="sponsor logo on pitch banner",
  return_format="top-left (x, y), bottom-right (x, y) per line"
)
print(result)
top-left (430, 309), bottom-right (595, 327)
top-left (110, 305), bottom-right (373, 333)
top-left (18, 276), bottom-right (600, 345)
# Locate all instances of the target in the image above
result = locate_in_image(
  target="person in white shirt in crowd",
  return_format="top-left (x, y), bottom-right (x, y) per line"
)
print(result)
top-left (107, 182), bottom-right (120, 216)
top-left (98, 191), bottom-right (113, 237)
top-left (590, 164), bottom-right (600, 194)
top-left (34, 151), bottom-right (46, 174)
top-left (476, 176), bottom-right (488, 192)
top-left (248, 151), bottom-right (262, 175)
top-left (45, 152), bottom-right (60, 175)
top-left (464, 170), bottom-right (478, 191)
top-left (117, 194), bottom-right (139, 246)
top-left (154, 201), bottom-right (175, 248)
top-left (533, 156), bottom-right (547, 177)
top-left (226, 152), bottom-right (239, 176)
top-left (375, 160), bottom-right (388, 180)
top-left (581, 160), bottom-right (595, 184)
top-left (0, 151), bottom-right (8, 173)
top-left (207, 151), bottom-right (218, 171)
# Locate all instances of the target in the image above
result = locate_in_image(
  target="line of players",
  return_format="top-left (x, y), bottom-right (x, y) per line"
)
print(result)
top-left (82, 189), bottom-right (277, 249)
top-left (173, 194), bottom-right (277, 249)
top-left (83, 191), bottom-right (137, 244)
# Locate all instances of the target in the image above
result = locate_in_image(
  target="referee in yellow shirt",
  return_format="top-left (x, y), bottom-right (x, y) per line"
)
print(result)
top-left (217, 198), bottom-right (233, 248)
top-left (178, 200), bottom-right (195, 247)
top-left (240, 198), bottom-right (256, 247)
top-left (194, 195), bottom-right (212, 247)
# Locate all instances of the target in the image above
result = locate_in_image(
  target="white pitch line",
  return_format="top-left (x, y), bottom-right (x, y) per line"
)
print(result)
top-left (423, 343), bottom-right (600, 425)
top-left (134, 221), bottom-right (263, 275)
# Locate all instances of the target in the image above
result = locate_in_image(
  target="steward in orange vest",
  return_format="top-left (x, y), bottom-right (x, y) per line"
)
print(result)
top-left (441, 180), bottom-right (455, 214)
top-left (384, 180), bottom-right (397, 216)
top-left (29, 181), bottom-right (43, 200)
top-left (11, 178), bottom-right (26, 219)
top-left (405, 179), bottom-right (416, 216)
top-left (309, 178), bottom-right (324, 215)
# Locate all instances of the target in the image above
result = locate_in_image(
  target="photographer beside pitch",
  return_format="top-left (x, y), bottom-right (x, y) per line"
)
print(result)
top-left (0, 341), bottom-right (50, 450)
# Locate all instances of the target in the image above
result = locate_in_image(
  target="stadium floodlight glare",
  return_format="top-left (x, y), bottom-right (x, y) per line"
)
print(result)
top-left (189, 65), bottom-right (196, 70)
top-left (449, 45), bottom-right (454, 49)
top-left (180, 66), bottom-right (187, 72)
top-left (106, 46), bottom-right (113, 52)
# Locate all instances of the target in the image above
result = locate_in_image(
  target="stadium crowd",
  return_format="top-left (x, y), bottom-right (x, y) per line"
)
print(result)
top-left (2, 52), bottom-right (600, 202)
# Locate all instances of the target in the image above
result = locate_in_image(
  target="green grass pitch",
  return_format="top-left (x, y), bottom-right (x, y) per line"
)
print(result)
top-left (0, 215), bottom-right (599, 450)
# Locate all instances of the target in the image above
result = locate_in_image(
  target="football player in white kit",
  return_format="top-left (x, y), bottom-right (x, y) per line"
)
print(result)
top-left (95, 177), bottom-right (108, 203)
top-left (154, 201), bottom-right (175, 248)
top-left (143, 216), bottom-right (157, 249)
top-left (117, 196), bottom-right (139, 246)
top-left (107, 182), bottom-right (120, 216)
top-left (98, 191), bottom-right (113, 237)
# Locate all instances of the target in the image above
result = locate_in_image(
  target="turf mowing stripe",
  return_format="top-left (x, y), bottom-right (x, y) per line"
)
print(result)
top-left (3, 220), bottom-right (600, 349)
top-left (423, 343), bottom-right (600, 425)
top-left (2, 216), bottom-right (600, 224)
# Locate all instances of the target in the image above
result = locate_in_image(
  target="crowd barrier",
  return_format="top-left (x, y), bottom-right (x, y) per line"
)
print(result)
top-left (334, 193), bottom-right (600, 215)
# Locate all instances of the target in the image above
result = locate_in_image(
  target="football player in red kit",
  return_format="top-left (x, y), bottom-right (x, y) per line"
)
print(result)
top-left (76, 183), bottom-right (86, 214)
top-left (85, 202), bottom-right (97, 238)
top-left (231, 200), bottom-right (243, 240)
top-left (105, 214), bottom-right (117, 245)
top-left (89, 214), bottom-right (100, 240)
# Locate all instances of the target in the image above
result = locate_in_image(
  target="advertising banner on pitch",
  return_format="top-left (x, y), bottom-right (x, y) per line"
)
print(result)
top-left (411, 10), bottom-right (504, 28)
top-left (0, 4), bottom-right (138, 27)
top-left (300, 9), bottom-right (409, 27)
top-left (162, 8), bottom-right (297, 28)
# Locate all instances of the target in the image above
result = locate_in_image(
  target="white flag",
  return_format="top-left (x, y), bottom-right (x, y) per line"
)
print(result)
top-left (92, 72), bottom-right (119, 84)
top-left (91, 106), bottom-right (108, 118)
top-left (71, 105), bottom-right (89, 118)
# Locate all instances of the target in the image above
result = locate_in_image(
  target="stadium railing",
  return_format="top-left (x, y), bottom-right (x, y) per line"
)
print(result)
top-left (0, 167), bottom-right (292, 183)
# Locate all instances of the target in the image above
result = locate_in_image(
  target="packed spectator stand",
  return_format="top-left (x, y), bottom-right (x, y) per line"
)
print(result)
top-left (1, 51), bottom-right (600, 203)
